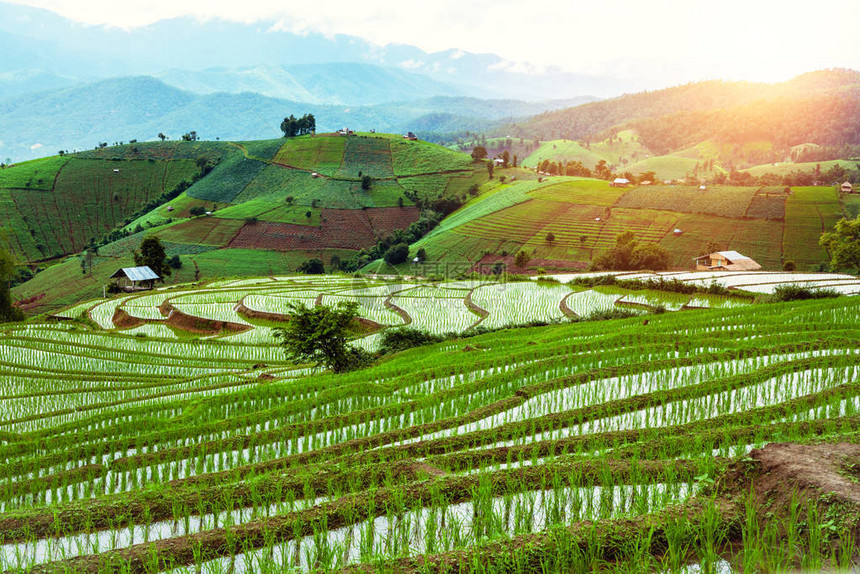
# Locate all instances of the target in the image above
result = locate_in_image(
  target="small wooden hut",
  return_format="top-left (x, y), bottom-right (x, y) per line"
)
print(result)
top-left (109, 266), bottom-right (160, 291)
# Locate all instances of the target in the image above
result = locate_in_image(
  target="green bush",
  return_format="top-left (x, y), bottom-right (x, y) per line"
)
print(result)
top-left (379, 327), bottom-right (445, 354)
top-left (383, 243), bottom-right (409, 265)
top-left (772, 284), bottom-right (839, 302)
top-left (297, 258), bottom-right (325, 274)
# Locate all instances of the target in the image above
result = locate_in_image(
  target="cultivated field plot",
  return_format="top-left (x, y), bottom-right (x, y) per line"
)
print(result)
top-left (546, 270), bottom-right (860, 296)
top-left (4, 288), bottom-right (860, 572)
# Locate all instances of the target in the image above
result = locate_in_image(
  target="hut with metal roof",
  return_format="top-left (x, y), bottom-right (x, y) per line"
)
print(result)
top-left (693, 251), bottom-right (761, 272)
top-left (109, 266), bottom-right (160, 291)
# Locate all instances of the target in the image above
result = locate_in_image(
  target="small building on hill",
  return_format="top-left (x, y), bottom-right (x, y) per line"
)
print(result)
top-left (693, 251), bottom-right (761, 272)
top-left (109, 266), bottom-right (160, 291)
top-left (842, 181), bottom-right (855, 193)
top-left (611, 178), bottom-right (630, 187)
top-left (404, 132), bottom-right (418, 141)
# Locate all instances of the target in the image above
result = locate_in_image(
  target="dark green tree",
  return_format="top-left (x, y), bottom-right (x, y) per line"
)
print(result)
top-left (273, 301), bottom-right (370, 373)
top-left (297, 258), bottom-right (325, 274)
top-left (631, 243), bottom-right (670, 270)
top-left (384, 243), bottom-right (409, 265)
top-left (592, 232), bottom-right (669, 271)
top-left (361, 175), bottom-right (373, 191)
top-left (415, 247), bottom-right (427, 262)
top-left (281, 113), bottom-right (317, 137)
top-left (471, 146), bottom-right (488, 161)
top-left (515, 250), bottom-right (531, 268)
top-left (133, 237), bottom-right (171, 280)
top-left (820, 215), bottom-right (860, 272)
top-left (0, 245), bottom-right (24, 323)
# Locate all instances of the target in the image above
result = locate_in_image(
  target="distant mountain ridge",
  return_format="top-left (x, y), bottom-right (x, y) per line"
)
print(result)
top-left (153, 63), bottom-right (468, 105)
top-left (0, 76), bottom-right (592, 162)
top-left (504, 69), bottom-right (860, 145)
top-left (0, 1), bottom-right (632, 101)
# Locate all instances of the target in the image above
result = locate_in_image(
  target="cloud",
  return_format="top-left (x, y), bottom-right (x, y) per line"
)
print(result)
top-left (487, 60), bottom-right (548, 76)
top-left (398, 59), bottom-right (423, 70)
top-left (6, 0), bottom-right (858, 84)
top-left (29, 143), bottom-right (43, 150)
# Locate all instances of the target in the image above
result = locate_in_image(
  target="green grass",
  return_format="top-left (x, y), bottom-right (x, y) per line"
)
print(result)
top-left (8, 157), bottom-right (198, 260)
top-left (615, 185), bottom-right (758, 218)
top-left (217, 200), bottom-right (322, 226)
top-left (523, 132), bottom-right (651, 171)
top-left (273, 135), bottom-right (345, 176)
top-left (186, 151), bottom-right (268, 203)
top-left (337, 136), bottom-right (394, 179)
top-left (155, 217), bottom-right (245, 246)
top-left (0, 156), bottom-right (69, 190)
top-left (626, 156), bottom-right (702, 180)
top-left (743, 159), bottom-right (857, 177)
top-left (391, 139), bottom-right (474, 176)
top-left (523, 139), bottom-right (605, 169)
top-left (74, 140), bottom-right (234, 163)
top-left (529, 178), bottom-right (624, 206)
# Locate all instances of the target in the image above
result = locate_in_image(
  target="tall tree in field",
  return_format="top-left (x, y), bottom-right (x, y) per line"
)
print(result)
top-left (471, 146), bottom-right (488, 161)
top-left (820, 216), bottom-right (860, 272)
top-left (0, 245), bottom-right (23, 322)
top-left (133, 237), bottom-right (171, 280)
top-left (274, 301), bottom-right (370, 373)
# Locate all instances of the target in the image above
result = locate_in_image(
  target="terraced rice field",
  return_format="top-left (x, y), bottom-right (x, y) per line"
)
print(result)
top-left (2, 277), bottom-right (860, 571)
top-left (45, 272), bottom-right (860, 348)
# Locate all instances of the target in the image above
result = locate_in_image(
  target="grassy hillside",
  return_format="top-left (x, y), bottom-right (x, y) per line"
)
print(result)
top-left (494, 70), bottom-right (860, 184)
top-left (0, 151), bottom-right (204, 262)
top-left (505, 69), bottom-right (860, 144)
top-left (387, 171), bottom-right (853, 274)
top-left (523, 131), bottom-right (652, 170)
top-left (11, 134), bottom-right (486, 314)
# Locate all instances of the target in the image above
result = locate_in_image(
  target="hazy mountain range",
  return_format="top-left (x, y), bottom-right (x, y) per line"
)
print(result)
top-left (0, 1), bottom-right (630, 101)
top-left (0, 74), bottom-right (596, 162)
top-left (0, 1), bottom-right (621, 161)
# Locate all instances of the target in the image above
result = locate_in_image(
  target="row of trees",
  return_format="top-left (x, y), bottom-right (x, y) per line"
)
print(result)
top-left (280, 114), bottom-right (316, 138)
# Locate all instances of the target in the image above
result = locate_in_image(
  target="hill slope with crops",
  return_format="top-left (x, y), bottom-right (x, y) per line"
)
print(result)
top-left (1, 277), bottom-right (860, 571)
top-left (9, 134), bottom-right (487, 314)
top-left (387, 172), bottom-right (854, 275)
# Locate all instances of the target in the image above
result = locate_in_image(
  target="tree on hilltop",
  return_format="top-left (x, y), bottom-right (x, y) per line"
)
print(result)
top-left (280, 114), bottom-right (317, 137)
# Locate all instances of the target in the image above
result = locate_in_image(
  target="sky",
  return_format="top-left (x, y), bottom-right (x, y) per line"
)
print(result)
top-left (6, 0), bottom-right (860, 84)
